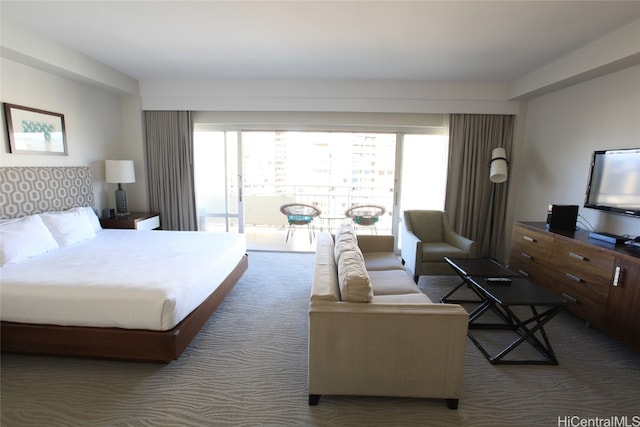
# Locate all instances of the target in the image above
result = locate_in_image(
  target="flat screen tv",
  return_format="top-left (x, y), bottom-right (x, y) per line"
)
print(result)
top-left (584, 148), bottom-right (640, 218)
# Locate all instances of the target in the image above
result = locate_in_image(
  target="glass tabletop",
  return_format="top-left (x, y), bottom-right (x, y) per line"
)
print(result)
top-left (444, 257), bottom-right (520, 278)
top-left (469, 276), bottom-right (564, 306)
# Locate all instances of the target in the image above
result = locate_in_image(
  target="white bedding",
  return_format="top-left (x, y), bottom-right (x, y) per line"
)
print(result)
top-left (0, 229), bottom-right (246, 331)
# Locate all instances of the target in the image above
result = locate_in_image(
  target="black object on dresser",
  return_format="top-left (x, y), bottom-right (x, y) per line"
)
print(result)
top-left (546, 204), bottom-right (578, 231)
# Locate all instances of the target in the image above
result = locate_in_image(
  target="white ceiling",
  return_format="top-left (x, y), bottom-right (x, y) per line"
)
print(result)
top-left (1, 1), bottom-right (639, 83)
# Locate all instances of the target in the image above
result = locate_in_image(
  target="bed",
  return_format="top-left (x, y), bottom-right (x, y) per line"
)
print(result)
top-left (0, 167), bottom-right (248, 363)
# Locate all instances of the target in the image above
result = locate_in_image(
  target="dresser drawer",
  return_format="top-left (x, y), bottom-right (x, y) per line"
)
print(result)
top-left (509, 247), bottom-right (552, 286)
top-left (548, 239), bottom-right (613, 327)
top-left (511, 225), bottom-right (553, 263)
top-left (100, 212), bottom-right (160, 230)
top-left (553, 275), bottom-right (607, 326)
top-left (550, 270), bottom-right (610, 304)
top-left (136, 215), bottom-right (160, 230)
top-left (550, 239), bottom-right (615, 285)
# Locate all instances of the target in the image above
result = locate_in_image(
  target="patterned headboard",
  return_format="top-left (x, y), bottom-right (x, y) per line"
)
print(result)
top-left (0, 167), bottom-right (94, 219)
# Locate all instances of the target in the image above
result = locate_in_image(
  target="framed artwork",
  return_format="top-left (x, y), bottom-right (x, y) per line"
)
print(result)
top-left (3, 103), bottom-right (67, 155)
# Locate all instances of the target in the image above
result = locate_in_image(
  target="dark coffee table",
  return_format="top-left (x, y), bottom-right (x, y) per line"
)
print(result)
top-left (441, 257), bottom-right (519, 304)
top-left (444, 257), bottom-right (564, 365)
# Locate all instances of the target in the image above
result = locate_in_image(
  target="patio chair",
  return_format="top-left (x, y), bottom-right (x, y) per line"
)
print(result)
top-left (345, 204), bottom-right (386, 234)
top-left (280, 203), bottom-right (322, 243)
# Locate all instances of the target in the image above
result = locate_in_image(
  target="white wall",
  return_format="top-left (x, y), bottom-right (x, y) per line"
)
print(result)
top-left (513, 64), bottom-right (640, 237)
top-left (0, 58), bottom-right (146, 213)
top-left (141, 79), bottom-right (520, 114)
top-left (1, 16), bottom-right (139, 96)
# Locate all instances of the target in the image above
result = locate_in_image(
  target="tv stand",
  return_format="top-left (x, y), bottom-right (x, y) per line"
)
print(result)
top-left (510, 222), bottom-right (640, 352)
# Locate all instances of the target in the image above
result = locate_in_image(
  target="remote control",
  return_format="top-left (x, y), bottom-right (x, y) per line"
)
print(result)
top-left (485, 277), bottom-right (512, 285)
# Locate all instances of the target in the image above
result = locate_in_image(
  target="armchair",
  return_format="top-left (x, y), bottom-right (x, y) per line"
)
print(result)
top-left (401, 210), bottom-right (477, 282)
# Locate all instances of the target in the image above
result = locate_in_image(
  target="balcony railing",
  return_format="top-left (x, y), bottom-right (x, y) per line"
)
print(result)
top-left (198, 184), bottom-right (394, 234)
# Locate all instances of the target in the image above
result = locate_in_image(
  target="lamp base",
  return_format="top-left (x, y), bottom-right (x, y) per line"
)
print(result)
top-left (115, 184), bottom-right (129, 216)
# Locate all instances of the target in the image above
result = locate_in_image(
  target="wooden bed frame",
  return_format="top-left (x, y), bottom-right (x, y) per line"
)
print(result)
top-left (0, 166), bottom-right (249, 363)
top-left (1, 254), bottom-right (248, 363)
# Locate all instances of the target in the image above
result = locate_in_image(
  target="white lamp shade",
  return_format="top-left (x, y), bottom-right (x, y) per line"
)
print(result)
top-left (105, 160), bottom-right (136, 184)
top-left (489, 148), bottom-right (508, 183)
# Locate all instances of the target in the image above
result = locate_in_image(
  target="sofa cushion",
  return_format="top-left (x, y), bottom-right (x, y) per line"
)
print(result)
top-left (334, 236), bottom-right (360, 263)
top-left (334, 226), bottom-right (360, 264)
top-left (372, 293), bottom-right (433, 303)
top-left (363, 252), bottom-right (404, 271)
top-left (334, 223), bottom-right (354, 241)
top-left (337, 250), bottom-right (373, 303)
top-left (368, 270), bottom-right (422, 295)
top-left (421, 242), bottom-right (469, 262)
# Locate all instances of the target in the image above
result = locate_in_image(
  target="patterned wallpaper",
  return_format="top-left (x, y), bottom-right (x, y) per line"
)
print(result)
top-left (0, 167), bottom-right (94, 219)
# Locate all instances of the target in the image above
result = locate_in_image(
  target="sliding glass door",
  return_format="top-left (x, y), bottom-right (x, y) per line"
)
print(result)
top-left (193, 131), bottom-right (242, 232)
top-left (242, 131), bottom-right (397, 234)
top-left (193, 128), bottom-right (449, 248)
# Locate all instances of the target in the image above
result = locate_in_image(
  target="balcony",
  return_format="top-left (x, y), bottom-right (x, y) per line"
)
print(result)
top-left (197, 184), bottom-right (393, 252)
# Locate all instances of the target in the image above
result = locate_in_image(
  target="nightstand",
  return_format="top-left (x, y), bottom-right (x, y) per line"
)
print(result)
top-left (100, 212), bottom-right (160, 230)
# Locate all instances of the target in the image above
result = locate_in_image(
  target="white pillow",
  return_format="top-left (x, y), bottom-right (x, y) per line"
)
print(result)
top-left (72, 206), bottom-right (102, 233)
top-left (40, 209), bottom-right (96, 246)
top-left (0, 215), bottom-right (59, 266)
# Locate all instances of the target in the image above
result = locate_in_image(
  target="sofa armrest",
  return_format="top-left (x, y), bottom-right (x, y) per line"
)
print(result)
top-left (400, 221), bottom-right (422, 275)
top-left (444, 230), bottom-right (477, 258)
top-left (308, 301), bottom-right (468, 399)
top-left (356, 234), bottom-right (395, 253)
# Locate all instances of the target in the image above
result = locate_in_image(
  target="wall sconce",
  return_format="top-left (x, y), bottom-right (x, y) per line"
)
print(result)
top-left (489, 147), bottom-right (509, 183)
top-left (105, 160), bottom-right (136, 216)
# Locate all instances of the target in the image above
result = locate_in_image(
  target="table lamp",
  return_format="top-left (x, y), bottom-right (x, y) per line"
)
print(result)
top-left (105, 160), bottom-right (136, 216)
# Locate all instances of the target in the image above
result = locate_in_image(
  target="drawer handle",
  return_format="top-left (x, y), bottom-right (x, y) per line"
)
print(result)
top-left (520, 252), bottom-right (532, 260)
top-left (523, 235), bottom-right (536, 243)
top-left (561, 293), bottom-right (577, 304)
top-left (565, 273), bottom-right (583, 283)
top-left (569, 252), bottom-right (588, 261)
top-left (518, 269), bottom-right (529, 277)
top-left (613, 266), bottom-right (623, 287)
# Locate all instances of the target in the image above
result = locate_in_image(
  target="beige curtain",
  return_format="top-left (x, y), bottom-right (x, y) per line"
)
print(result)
top-left (445, 114), bottom-right (515, 260)
top-left (144, 111), bottom-right (197, 231)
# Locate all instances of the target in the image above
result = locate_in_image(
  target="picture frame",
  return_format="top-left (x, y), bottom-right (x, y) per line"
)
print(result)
top-left (3, 103), bottom-right (67, 155)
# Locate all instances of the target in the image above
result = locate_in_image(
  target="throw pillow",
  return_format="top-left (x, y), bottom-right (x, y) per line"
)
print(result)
top-left (337, 250), bottom-right (373, 303)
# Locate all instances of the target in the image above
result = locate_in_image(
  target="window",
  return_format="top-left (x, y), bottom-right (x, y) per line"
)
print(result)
top-left (399, 134), bottom-right (449, 212)
top-left (242, 131), bottom-right (396, 234)
top-left (194, 115), bottom-right (449, 250)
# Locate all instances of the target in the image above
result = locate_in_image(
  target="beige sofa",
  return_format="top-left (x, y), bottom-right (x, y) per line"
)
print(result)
top-left (308, 227), bottom-right (468, 409)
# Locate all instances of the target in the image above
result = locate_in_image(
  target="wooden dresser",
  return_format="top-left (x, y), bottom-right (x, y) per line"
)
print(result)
top-left (509, 222), bottom-right (640, 351)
